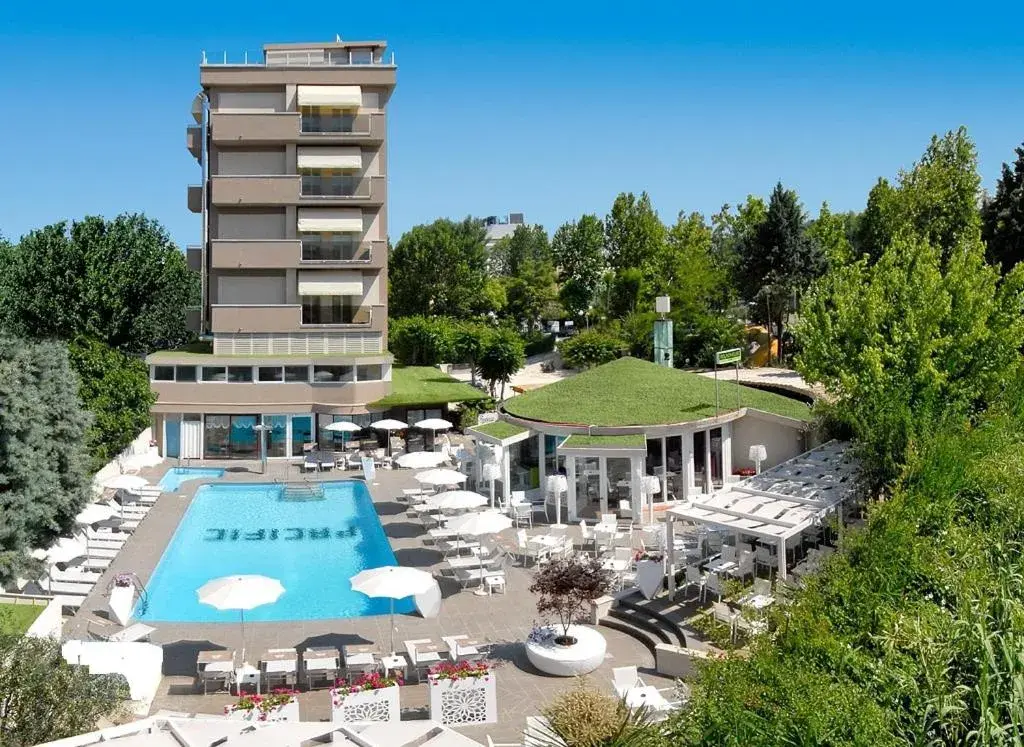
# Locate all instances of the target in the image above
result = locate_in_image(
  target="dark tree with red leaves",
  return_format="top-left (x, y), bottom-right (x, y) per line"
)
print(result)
top-left (529, 556), bottom-right (614, 644)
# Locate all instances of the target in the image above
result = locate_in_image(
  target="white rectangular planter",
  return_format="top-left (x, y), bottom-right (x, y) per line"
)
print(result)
top-left (225, 699), bottom-right (298, 722)
top-left (428, 675), bottom-right (497, 725)
top-left (331, 684), bottom-right (400, 723)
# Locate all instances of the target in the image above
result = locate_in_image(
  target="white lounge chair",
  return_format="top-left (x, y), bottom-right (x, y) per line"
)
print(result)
top-left (91, 622), bottom-right (156, 643)
top-left (612, 665), bottom-right (644, 698)
top-left (453, 567), bottom-right (505, 590)
top-left (50, 569), bottom-right (102, 585)
top-left (81, 556), bottom-right (112, 571)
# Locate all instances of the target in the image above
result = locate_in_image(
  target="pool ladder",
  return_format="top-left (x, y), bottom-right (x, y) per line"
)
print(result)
top-left (282, 483), bottom-right (324, 502)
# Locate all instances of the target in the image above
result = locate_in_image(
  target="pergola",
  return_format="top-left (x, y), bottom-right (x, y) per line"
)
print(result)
top-left (667, 440), bottom-right (859, 579)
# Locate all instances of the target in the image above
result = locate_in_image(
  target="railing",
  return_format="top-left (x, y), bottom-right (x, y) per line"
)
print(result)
top-left (300, 174), bottom-right (366, 198)
top-left (300, 239), bottom-right (371, 262)
top-left (202, 49), bottom-right (395, 67)
top-left (301, 114), bottom-right (365, 135)
top-left (301, 306), bottom-right (372, 326)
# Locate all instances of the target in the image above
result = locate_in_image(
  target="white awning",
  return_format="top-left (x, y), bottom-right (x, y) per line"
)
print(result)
top-left (297, 208), bottom-right (363, 233)
top-left (297, 85), bottom-right (362, 108)
top-left (298, 271), bottom-right (363, 296)
top-left (297, 147), bottom-right (362, 171)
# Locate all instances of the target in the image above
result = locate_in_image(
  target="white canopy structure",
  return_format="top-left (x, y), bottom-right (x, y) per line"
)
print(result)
top-left (668, 441), bottom-right (859, 579)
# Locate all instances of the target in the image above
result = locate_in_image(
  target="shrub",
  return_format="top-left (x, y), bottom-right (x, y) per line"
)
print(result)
top-left (540, 680), bottom-right (661, 747)
top-left (523, 330), bottom-right (557, 357)
top-left (388, 316), bottom-right (456, 365)
top-left (559, 329), bottom-right (625, 369)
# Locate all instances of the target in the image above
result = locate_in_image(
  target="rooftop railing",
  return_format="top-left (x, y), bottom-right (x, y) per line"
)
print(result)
top-left (201, 49), bottom-right (395, 67)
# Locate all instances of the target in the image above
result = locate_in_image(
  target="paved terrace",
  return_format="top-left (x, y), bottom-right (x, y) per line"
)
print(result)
top-left (66, 461), bottom-right (671, 744)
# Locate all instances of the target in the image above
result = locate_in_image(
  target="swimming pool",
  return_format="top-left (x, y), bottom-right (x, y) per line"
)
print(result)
top-left (136, 481), bottom-right (412, 622)
top-left (158, 467), bottom-right (226, 492)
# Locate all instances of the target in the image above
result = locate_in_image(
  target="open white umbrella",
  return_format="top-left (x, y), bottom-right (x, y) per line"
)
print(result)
top-left (350, 566), bottom-right (435, 653)
top-left (102, 475), bottom-right (149, 491)
top-left (394, 451), bottom-right (448, 470)
top-left (425, 490), bottom-right (488, 512)
top-left (118, 451), bottom-right (163, 471)
top-left (415, 468), bottom-right (468, 488)
top-left (197, 575), bottom-right (285, 663)
top-left (546, 474), bottom-right (569, 525)
top-left (445, 511), bottom-right (513, 596)
top-left (75, 502), bottom-right (116, 526)
top-left (325, 420), bottom-right (361, 451)
top-left (414, 418), bottom-right (453, 452)
top-left (371, 419), bottom-right (408, 456)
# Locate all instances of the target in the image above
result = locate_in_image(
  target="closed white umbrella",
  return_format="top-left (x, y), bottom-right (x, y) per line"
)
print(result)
top-left (394, 451), bottom-right (448, 469)
top-left (197, 574), bottom-right (285, 663)
top-left (425, 490), bottom-right (488, 511)
top-left (415, 418), bottom-right (453, 452)
top-left (481, 462), bottom-right (502, 508)
top-left (641, 475), bottom-right (661, 526)
top-left (371, 419), bottom-right (408, 456)
top-left (75, 502), bottom-right (116, 526)
top-left (546, 474), bottom-right (569, 525)
top-left (445, 511), bottom-right (513, 596)
top-left (102, 475), bottom-right (149, 491)
top-left (415, 468), bottom-right (468, 487)
top-left (350, 566), bottom-right (435, 653)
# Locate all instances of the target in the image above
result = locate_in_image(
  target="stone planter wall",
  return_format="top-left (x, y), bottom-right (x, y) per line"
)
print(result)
top-left (225, 699), bottom-right (299, 722)
top-left (331, 684), bottom-right (400, 723)
top-left (427, 674), bottom-right (497, 725)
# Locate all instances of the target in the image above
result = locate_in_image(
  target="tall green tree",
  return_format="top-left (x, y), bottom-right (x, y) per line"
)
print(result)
top-left (604, 192), bottom-right (665, 273)
top-left (476, 328), bottom-right (525, 400)
top-left (0, 635), bottom-right (128, 745)
top-left (0, 214), bottom-right (198, 355)
top-left (711, 196), bottom-right (766, 310)
top-left (0, 337), bottom-right (92, 584)
top-left (491, 225), bottom-right (558, 331)
top-left (551, 215), bottom-right (606, 321)
top-left (736, 183), bottom-right (826, 362)
top-left (389, 218), bottom-right (490, 318)
top-left (646, 211), bottom-right (722, 314)
top-left (807, 202), bottom-right (854, 265)
top-left (489, 224), bottom-right (551, 278)
top-left (981, 142), bottom-right (1024, 273)
top-left (67, 337), bottom-right (156, 472)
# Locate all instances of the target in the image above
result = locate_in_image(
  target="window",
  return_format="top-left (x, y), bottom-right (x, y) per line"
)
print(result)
top-left (204, 414), bottom-right (259, 459)
top-left (357, 364), bottom-right (383, 381)
top-left (300, 172), bottom-right (360, 197)
top-left (258, 366), bottom-right (283, 382)
top-left (153, 366), bottom-right (174, 381)
top-left (300, 106), bottom-right (357, 134)
top-left (301, 295), bottom-right (360, 325)
top-left (284, 366), bottom-right (309, 383)
top-left (312, 365), bottom-right (354, 383)
top-left (175, 366), bottom-right (197, 382)
top-left (350, 48), bottom-right (373, 64)
top-left (202, 366), bottom-right (227, 382)
top-left (227, 366), bottom-right (253, 383)
top-left (301, 234), bottom-right (361, 261)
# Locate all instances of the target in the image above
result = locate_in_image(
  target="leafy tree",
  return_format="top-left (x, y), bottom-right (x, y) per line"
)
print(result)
top-left (476, 328), bottom-right (525, 400)
top-left (807, 202), bottom-right (853, 266)
top-left (490, 224), bottom-right (551, 278)
top-left (67, 337), bottom-right (155, 472)
top-left (855, 177), bottom-right (901, 262)
top-left (450, 321), bottom-right (490, 385)
top-left (529, 556), bottom-right (614, 643)
top-left (559, 329), bottom-right (626, 370)
top-left (0, 214), bottom-right (198, 355)
top-left (504, 257), bottom-right (559, 332)
top-left (387, 316), bottom-right (456, 366)
top-left (736, 183), bottom-right (826, 364)
top-left (551, 215), bottom-right (606, 321)
top-left (0, 337), bottom-right (92, 584)
top-left (389, 218), bottom-right (490, 318)
top-left (711, 196), bottom-right (766, 311)
top-left (604, 192), bottom-right (665, 273)
top-left (981, 141), bottom-right (1024, 273)
top-left (0, 635), bottom-right (128, 745)
top-left (607, 267), bottom-right (645, 319)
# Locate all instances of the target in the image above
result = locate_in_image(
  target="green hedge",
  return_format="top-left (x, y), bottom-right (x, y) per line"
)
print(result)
top-left (558, 330), bottom-right (625, 369)
top-left (523, 331), bottom-right (556, 358)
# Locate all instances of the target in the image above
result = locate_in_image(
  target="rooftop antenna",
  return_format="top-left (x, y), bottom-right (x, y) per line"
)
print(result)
top-left (336, 34), bottom-right (342, 42)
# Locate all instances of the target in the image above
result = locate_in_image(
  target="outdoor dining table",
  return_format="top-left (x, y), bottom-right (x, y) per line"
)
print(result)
top-left (602, 558), bottom-right (631, 573)
top-left (706, 557), bottom-right (738, 575)
top-left (528, 534), bottom-right (564, 549)
top-left (624, 685), bottom-right (671, 711)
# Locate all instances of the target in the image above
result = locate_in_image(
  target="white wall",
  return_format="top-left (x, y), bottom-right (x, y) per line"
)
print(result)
top-left (217, 274), bottom-right (286, 305)
top-left (25, 598), bottom-right (63, 639)
top-left (217, 149), bottom-right (286, 175)
top-left (731, 414), bottom-right (806, 471)
top-left (214, 90), bottom-right (285, 112)
top-left (216, 210), bottom-right (287, 240)
top-left (61, 641), bottom-right (163, 716)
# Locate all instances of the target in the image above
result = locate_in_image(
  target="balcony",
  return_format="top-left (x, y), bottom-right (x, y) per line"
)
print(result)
top-left (210, 304), bottom-right (385, 334)
top-left (299, 174), bottom-right (385, 206)
top-left (210, 239), bottom-right (383, 269)
top-left (186, 245), bottom-right (202, 271)
top-left (300, 112), bottom-right (384, 142)
top-left (186, 125), bottom-right (203, 160)
top-left (187, 185), bottom-right (203, 213)
top-left (209, 175), bottom-right (383, 207)
top-left (209, 111), bottom-right (384, 144)
top-left (300, 238), bottom-right (383, 267)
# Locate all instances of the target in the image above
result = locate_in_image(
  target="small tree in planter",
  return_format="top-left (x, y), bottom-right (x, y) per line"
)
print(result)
top-left (331, 671), bottom-right (403, 723)
top-left (529, 556), bottom-right (614, 646)
top-left (224, 689), bottom-right (299, 722)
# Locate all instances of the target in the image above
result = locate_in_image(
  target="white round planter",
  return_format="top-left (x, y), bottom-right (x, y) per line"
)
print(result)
top-left (525, 624), bottom-right (607, 676)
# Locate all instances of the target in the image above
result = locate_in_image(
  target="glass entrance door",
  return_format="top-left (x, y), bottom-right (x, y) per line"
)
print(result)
top-left (165, 416), bottom-right (180, 459)
top-left (291, 416), bottom-right (313, 457)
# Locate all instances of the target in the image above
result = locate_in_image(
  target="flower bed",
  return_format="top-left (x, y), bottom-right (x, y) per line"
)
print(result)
top-left (427, 661), bottom-right (497, 725)
top-left (224, 689), bottom-right (299, 722)
top-left (331, 672), bottom-right (402, 723)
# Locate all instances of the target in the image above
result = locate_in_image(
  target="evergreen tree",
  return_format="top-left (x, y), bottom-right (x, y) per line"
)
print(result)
top-left (551, 215), bottom-right (606, 321)
top-left (981, 142), bottom-right (1024, 273)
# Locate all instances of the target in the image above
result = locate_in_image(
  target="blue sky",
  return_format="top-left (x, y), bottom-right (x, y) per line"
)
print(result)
top-left (1, 1), bottom-right (1023, 247)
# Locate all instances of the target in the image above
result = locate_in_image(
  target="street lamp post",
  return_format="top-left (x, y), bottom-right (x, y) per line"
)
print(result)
top-left (253, 423), bottom-right (271, 475)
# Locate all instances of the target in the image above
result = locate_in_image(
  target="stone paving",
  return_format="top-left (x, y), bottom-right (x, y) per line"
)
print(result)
top-left (67, 460), bottom-right (674, 744)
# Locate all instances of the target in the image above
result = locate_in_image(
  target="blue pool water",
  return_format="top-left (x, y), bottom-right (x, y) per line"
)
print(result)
top-left (158, 467), bottom-right (226, 492)
top-left (137, 481), bottom-right (413, 622)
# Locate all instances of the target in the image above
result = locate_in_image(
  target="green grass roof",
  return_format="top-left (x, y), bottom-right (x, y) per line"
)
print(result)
top-left (470, 421), bottom-right (529, 440)
top-left (0, 603), bottom-right (43, 635)
top-left (371, 366), bottom-right (489, 408)
top-left (561, 434), bottom-right (647, 449)
top-left (502, 356), bottom-right (812, 427)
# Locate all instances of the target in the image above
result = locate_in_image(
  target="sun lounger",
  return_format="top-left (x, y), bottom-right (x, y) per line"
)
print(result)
top-left (54, 594), bottom-right (86, 609)
top-left (50, 569), bottom-right (102, 585)
top-left (87, 547), bottom-right (119, 559)
top-left (436, 538), bottom-right (481, 556)
top-left (46, 580), bottom-right (95, 596)
top-left (81, 556), bottom-right (112, 571)
top-left (91, 622), bottom-right (156, 643)
top-left (453, 567), bottom-right (505, 589)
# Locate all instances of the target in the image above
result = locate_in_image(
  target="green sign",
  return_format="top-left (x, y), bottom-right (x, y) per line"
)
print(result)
top-left (715, 347), bottom-right (742, 366)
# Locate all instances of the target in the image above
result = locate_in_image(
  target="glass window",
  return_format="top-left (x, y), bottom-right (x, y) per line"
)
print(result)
top-left (284, 366), bottom-right (309, 383)
top-left (204, 415), bottom-right (230, 457)
top-left (265, 415), bottom-right (288, 457)
top-left (202, 366), bottom-right (227, 382)
top-left (291, 415), bottom-right (313, 457)
top-left (183, 413), bottom-right (202, 422)
top-left (356, 364), bottom-right (383, 382)
top-left (312, 365), bottom-right (354, 383)
top-left (350, 48), bottom-right (373, 64)
top-left (258, 366), bottom-right (283, 382)
top-left (204, 414), bottom-right (261, 459)
top-left (227, 366), bottom-right (253, 383)
top-left (175, 366), bottom-right (197, 383)
top-left (153, 366), bottom-right (174, 381)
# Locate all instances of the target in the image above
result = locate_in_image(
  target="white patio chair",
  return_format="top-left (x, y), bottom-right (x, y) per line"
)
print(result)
top-left (578, 520), bottom-right (595, 555)
top-left (703, 572), bottom-right (724, 603)
top-left (728, 551), bottom-right (755, 581)
top-left (611, 665), bottom-right (644, 698)
top-left (754, 545), bottom-right (775, 579)
top-left (752, 577), bottom-right (772, 598)
top-left (711, 602), bottom-right (738, 641)
top-left (683, 565), bottom-right (705, 600)
top-left (617, 499), bottom-right (633, 520)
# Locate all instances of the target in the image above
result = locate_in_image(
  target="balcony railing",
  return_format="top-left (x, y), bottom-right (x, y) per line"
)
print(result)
top-left (300, 239), bottom-right (371, 262)
top-left (202, 49), bottom-right (395, 67)
top-left (300, 174), bottom-right (366, 198)
top-left (301, 305), bottom-right (372, 326)
top-left (301, 114), bottom-right (360, 134)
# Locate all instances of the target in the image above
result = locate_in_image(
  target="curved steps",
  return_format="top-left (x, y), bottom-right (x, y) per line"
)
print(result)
top-left (598, 616), bottom-right (658, 658)
top-left (617, 594), bottom-right (688, 647)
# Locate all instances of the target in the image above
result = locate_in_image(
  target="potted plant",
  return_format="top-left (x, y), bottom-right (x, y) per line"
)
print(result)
top-left (427, 660), bottom-right (497, 725)
top-left (331, 671), bottom-right (402, 723)
top-left (224, 688), bottom-right (299, 722)
top-left (633, 551), bottom-right (666, 600)
top-left (107, 573), bottom-right (136, 626)
top-left (529, 556), bottom-right (614, 646)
